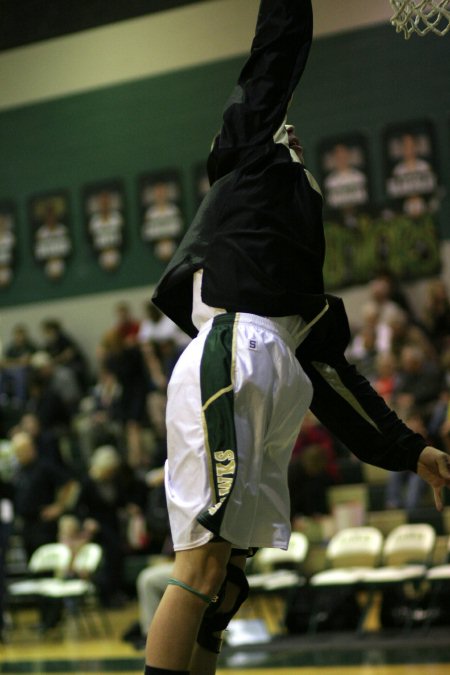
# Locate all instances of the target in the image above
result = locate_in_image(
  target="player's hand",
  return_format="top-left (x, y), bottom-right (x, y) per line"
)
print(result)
top-left (416, 446), bottom-right (450, 511)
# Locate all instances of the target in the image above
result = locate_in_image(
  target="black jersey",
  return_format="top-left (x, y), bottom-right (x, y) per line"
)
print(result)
top-left (153, 0), bottom-right (327, 337)
top-left (152, 0), bottom-right (426, 474)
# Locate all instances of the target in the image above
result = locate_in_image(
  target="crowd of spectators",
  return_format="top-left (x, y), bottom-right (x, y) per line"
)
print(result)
top-left (346, 273), bottom-right (450, 513)
top-left (0, 301), bottom-right (187, 629)
top-left (1, 274), bottom-right (450, 637)
top-left (287, 272), bottom-right (450, 529)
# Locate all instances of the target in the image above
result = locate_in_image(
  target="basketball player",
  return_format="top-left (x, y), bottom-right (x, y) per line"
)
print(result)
top-left (145, 2), bottom-right (450, 674)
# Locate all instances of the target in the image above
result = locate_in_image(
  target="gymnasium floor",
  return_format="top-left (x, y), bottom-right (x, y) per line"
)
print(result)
top-left (1, 601), bottom-right (449, 674)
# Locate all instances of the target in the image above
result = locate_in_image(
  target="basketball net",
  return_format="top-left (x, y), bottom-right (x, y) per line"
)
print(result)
top-left (390, 0), bottom-right (450, 38)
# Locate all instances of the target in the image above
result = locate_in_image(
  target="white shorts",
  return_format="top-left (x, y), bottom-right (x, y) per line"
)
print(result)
top-left (164, 312), bottom-right (313, 552)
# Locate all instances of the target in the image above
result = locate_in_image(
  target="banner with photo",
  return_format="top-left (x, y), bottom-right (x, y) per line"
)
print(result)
top-left (0, 200), bottom-right (16, 289)
top-left (319, 123), bottom-right (442, 290)
top-left (318, 134), bottom-right (372, 228)
top-left (83, 180), bottom-right (126, 272)
top-left (322, 211), bottom-right (441, 290)
top-left (29, 191), bottom-right (72, 281)
top-left (139, 170), bottom-right (184, 263)
top-left (383, 120), bottom-right (440, 218)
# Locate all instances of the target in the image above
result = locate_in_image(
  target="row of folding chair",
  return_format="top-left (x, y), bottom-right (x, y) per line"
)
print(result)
top-left (246, 524), bottom-right (450, 634)
top-left (6, 542), bottom-right (111, 635)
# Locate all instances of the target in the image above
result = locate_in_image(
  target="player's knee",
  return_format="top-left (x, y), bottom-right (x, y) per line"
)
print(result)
top-left (194, 554), bottom-right (228, 598)
top-left (197, 562), bottom-right (249, 654)
top-left (174, 547), bottom-right (228, 600)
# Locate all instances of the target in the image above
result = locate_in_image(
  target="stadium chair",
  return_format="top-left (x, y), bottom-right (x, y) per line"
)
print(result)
top-left (245, 532), bottom-right (309, 633)
top-left (308, 526), bottom-right (383, 632)
top-left (248, 532), bottom-right (309, 590)
top-left (366, 509), bottom-right (407, 537)
top-left (424, 535), bottom-right (450, 629)
top-left (8, 543), bottom-right (72, 598)
top-left (36, 542), bottom-right (111, 635)
top-left (6, 543), bottom-right (72, 631)
top-left (360, 523), bottom-right (436, 631)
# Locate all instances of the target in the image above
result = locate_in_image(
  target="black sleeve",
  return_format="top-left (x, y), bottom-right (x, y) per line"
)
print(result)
top-left (223, 0), bottom-right (312, 145)
top-left (296, 296), bottom-right (426, 473)
top-left (208, 0), bottom-right (313, 181)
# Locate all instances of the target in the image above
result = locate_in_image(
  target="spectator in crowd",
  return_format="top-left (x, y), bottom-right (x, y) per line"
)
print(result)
top-left (74, 445), bottom-right (147, 606)
top-left (114, 302), bottom-right (140, 346)
top-left (346, 301), bottom-right (391, 376)
top-left (99, 330), bottom-right (149, 468)
top-left (385, 411), bottom-right (429, 513)
top-left (91, 366), bottom-right (122, 417)
top-left (11, 431), bottom-right (78, 558)
top-left (57, 514), bottom-right (93, 565)
top-left (387, 307), bottom-right (436, 361)
top-left (346, 318), bottom-right (379, 381)
top-left (154, 338), bottom-right (183, 379)
top-left (25, 369), bottom-right (70, 432)
top-left (372, 351), bottom-right (399, 406)
top-left (367, 275), bottom-right (404, 324)
top-left (291, 410), bottom-right (339, 482)
top-left (74, 366), bottom-right (125, 469)
top-left (372, 270), bottom-right (416, 323)
top-left (394, 344), bottom-right (443, 413)
top-left (15, 412), bottom-right (65, 466)
top-left (41, 319), bottom-right (90, 391)
top-left (288, 443), bottom-right (334, 521)
top-left (422, 278), bottom-right (450, 353)
top-left (138, 302), bottom-right (188, 349)
top-left (141, 342), bottom-right (169, 456)
top-left (428, 387), bottom-right (450, 453)
top-left (30, 351), bottom-right (82, 416)
top-left (143, 338), bottom-right (183, 452)
top-left (0, 324), bottom-right (36, 406)
top-left (144, 461), bottom-right (171, 555)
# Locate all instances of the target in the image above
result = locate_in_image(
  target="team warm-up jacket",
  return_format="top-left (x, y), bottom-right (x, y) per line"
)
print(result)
top-left (152, 0), bottom-right (426, 473)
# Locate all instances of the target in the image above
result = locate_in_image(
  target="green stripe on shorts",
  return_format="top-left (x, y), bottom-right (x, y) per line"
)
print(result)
top-left (197, 313), bottom-right (238, 536)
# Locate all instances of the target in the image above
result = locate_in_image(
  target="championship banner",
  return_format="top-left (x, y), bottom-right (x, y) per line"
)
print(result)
top-left (323, 212), bottom-right (441, 290)
top-left (383, 120), bottom-right (439, 218)
top-left (0, 201), bottom-right (16, 289)
top-left (321, 122), bottom-right (442, 289)
top-left (139, 169), bottom-right (184, 263)
top-left (29, 191), bottom-right (72, 281)
top-left (318, 134), bottom-right (372, 228)
top-left (83, 180), bottom-right (126, 272)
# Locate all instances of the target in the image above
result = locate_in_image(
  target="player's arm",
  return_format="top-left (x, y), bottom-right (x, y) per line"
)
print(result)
top-left (215, 0), bottom-right (313, 154)
top-left (300, 351), bottom-right (427, 472)
top-left (296, 296), bottom-right (450, 507)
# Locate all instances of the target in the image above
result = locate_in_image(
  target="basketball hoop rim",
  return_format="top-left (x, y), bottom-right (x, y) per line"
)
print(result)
top-left (389, 0), bottom-right (450, 38)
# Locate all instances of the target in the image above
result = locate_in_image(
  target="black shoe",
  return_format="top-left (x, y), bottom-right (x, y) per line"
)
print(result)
top-left (132, 634), bottom-right (147, 651)
top-left (122, 620), bottom-right (142, 643)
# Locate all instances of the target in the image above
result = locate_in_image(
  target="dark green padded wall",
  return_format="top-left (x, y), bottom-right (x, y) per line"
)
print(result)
top-left (0, 24), bottom-right (449, 307)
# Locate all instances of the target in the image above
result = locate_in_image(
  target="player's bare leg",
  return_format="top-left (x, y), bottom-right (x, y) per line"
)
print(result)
top-left (144, 540), bottom-right (231, 673)
top-left (190, 552), bottom-right (247, 675)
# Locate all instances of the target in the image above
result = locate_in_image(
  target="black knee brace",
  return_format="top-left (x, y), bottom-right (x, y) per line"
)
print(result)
top-left (196, 562), bottom-right (249, 654)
